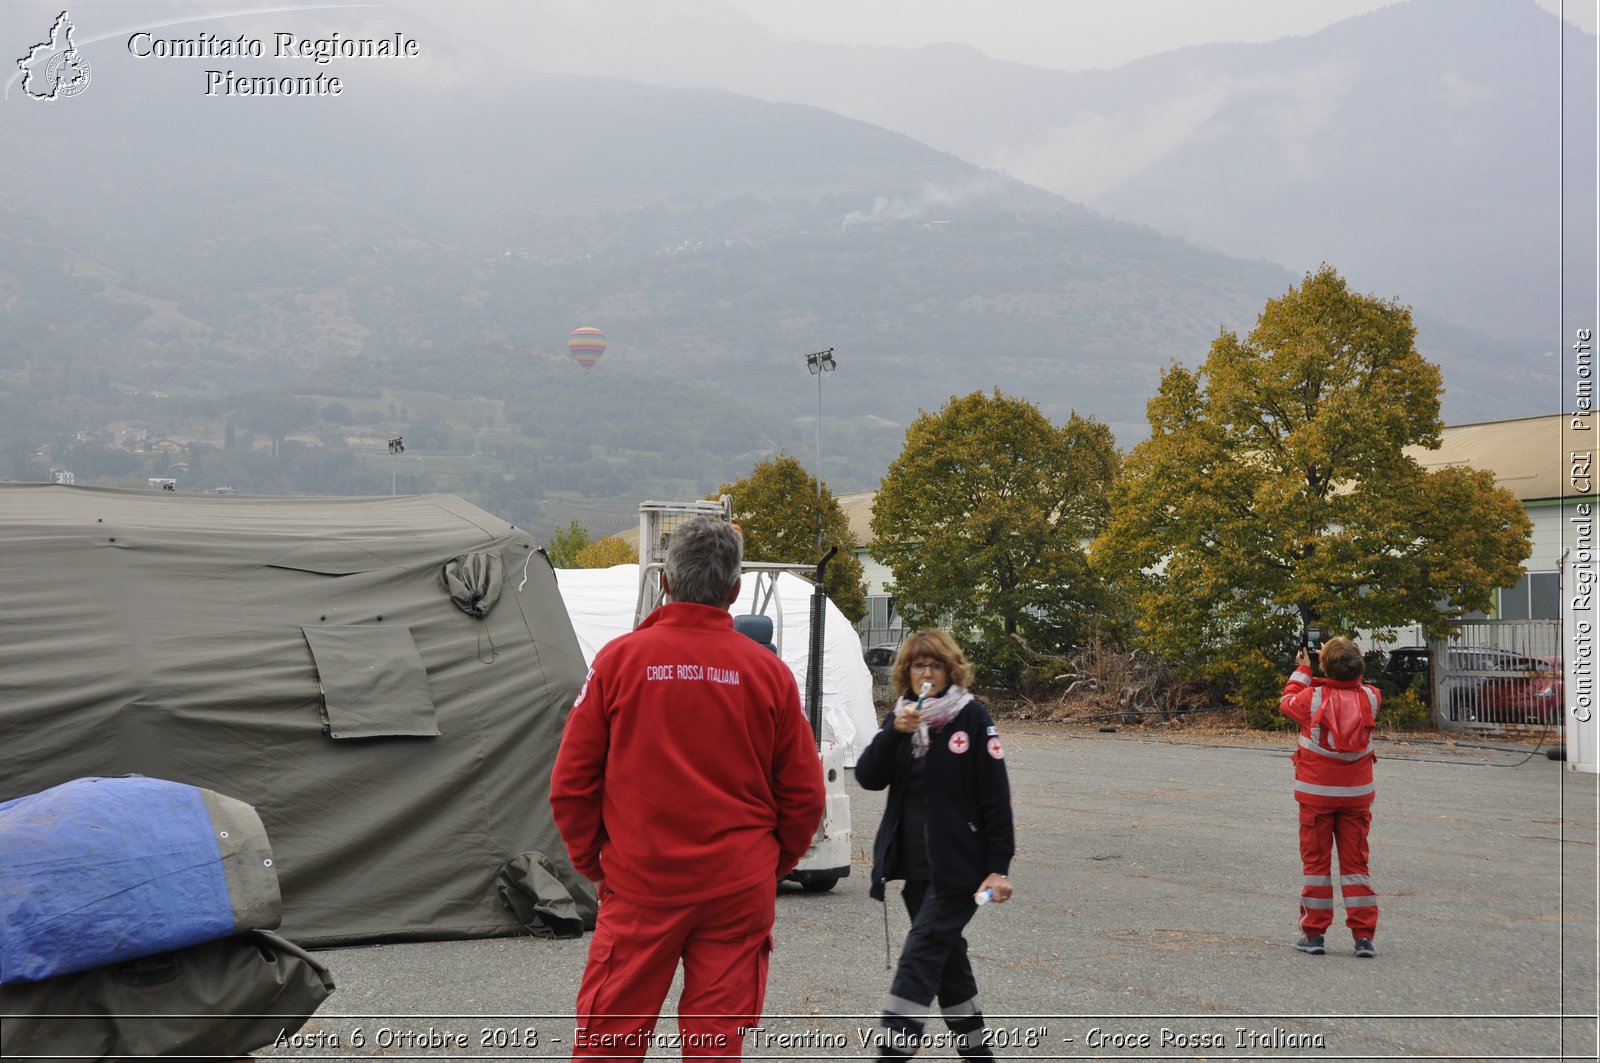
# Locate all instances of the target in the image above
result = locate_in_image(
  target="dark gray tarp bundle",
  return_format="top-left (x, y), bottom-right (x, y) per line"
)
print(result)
top-left (0, 484), bottom-right (591, 946)
top-left (0, 930), bottom-right (334, 1059)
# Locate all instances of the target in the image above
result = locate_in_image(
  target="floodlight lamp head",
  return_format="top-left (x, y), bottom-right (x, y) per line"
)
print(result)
top-left (805, 348), bottom-right (836, 375)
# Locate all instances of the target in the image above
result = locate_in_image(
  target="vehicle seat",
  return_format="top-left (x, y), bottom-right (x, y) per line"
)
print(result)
top-left (733, 614), bottom-right (777, 653)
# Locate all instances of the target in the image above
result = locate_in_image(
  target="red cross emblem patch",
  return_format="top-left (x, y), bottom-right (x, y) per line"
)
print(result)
top-left (948, 731), bottom-right (970, 754)
top-left (987, 737), bottom-right (1005, 760)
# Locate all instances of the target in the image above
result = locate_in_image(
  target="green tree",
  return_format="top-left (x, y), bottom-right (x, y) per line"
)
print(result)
top-left (714, 455), bottom-right (867, 623)
top-left (871, 390), bottom-right (1120, 685)
top-left (573, 536), bottom-right (639, 568)
top-left (1094, 266), bottom-right (1533, 715)
top-left (546, 520), bottom-right (593, 568)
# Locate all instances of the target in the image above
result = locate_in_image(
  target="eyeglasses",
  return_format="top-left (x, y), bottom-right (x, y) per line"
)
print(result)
top-left (909, 660), bottom-right (947, 673)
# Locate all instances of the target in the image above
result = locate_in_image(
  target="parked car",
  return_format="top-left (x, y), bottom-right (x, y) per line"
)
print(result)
top-left (864, 643), bottom-right (898, 673)
top-left (1382, 646), bottom-right (1563, 724)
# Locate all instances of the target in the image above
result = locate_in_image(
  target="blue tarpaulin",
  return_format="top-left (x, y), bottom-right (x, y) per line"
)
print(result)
top-left (0, 776), bottom-right (272, 985)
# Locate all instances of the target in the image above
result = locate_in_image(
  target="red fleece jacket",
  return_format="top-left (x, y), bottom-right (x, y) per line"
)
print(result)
top-left (549, 602), bottom-right (826, 906)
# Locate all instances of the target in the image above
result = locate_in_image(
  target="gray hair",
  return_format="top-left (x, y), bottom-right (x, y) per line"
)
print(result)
top-left (664, 516), bottom-right (742, 606)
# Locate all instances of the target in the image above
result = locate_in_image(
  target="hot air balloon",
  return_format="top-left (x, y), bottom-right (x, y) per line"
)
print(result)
top-left (568, 326), bottom-right (607, 370)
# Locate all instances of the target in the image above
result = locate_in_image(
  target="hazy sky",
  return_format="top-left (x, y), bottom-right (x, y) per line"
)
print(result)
top-left (725, 0), bottom-right (1596, 71)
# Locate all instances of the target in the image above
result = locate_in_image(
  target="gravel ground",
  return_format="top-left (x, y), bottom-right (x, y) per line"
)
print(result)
top-left (267, 723), bottom-right (1597, 1062)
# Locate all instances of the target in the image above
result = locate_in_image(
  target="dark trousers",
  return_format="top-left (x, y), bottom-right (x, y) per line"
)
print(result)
top-left (877, 881), bottom-right (992, 1059)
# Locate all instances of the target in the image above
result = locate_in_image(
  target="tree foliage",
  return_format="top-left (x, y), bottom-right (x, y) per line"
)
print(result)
top-left (545, 520), bottom-right (593, 568)
top-left (1093, 266), bottom-right (1532, 711)
top-left (572, 536), bottom-right (638, 568)
top-left (714, 455), bottom-right (867, 623)
top-left (870, 389), bottom-right (1120, 685)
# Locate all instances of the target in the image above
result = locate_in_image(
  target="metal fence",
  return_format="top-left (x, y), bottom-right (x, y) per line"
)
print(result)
top-left (1424, 619), bottom-right (1564, 732)
top-left (856, 594), bottom-right (906, 654)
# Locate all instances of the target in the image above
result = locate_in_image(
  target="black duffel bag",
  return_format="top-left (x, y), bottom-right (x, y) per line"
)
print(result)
top-left (0, 930), bottom-right (335, 1061)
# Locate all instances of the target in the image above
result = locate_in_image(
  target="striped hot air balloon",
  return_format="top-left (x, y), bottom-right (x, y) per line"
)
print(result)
top-left (568, 326), bottom-right (607, 370)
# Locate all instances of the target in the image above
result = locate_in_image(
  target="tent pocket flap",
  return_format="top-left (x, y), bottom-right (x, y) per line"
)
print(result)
top-left (302, 625), bottom-right (439, 739)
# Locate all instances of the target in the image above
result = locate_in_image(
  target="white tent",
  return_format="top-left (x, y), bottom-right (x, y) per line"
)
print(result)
top-left (552, 565), bottom-right (879, 761)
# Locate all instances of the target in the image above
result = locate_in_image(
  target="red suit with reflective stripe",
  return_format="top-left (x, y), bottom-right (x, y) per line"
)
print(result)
top-left (550, 601), bottom-right (826, 1061)
top-left (1279, 667), bottom-right (1380, 939)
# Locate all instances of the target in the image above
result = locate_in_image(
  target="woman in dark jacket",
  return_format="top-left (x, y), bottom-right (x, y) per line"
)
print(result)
top-left (856, 629), bottom-right (1015, 1060)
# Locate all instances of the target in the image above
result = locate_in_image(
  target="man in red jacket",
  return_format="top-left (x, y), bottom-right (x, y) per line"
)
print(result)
top-left (1279, 636), bottom-right (1380, 959)
top-left (550, 516), bottom-right (826, 1060)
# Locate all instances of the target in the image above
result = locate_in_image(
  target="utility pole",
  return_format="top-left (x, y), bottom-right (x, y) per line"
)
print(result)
top-left (388, 436), bottom-right (404, 496)
top-left (803, 348), bottom-right (835, 549)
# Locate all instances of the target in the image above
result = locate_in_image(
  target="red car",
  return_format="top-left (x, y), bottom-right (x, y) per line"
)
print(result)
top-left (1475, 654), bottom-right (1564, 724)
top-left (1384, 647), bottom-right (1564, 725)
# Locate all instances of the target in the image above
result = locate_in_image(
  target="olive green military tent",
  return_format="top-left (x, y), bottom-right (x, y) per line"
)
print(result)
top-left (0, 483), bottom-right (591, 946)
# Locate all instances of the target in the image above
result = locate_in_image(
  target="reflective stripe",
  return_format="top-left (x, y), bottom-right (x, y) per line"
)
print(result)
top-left (940, 996), bottom-right (982, 1019)
top-left (1344, 896), bottom-right (1380, 907)
top-left (1303, 875), bottom-right (1333, 887)
top-left (1299, 734), bottom-right (1374, 762)
top-left (883, 995), bottom-right (931, 1021)
top-left (1340, 874), bottom-right (1374, 888)
top-left (1365, 686), bottom-right (1380, 720)
top-left (1309, 687), bottom-right (1323, 715)
top-left (1288, 671), bottom-right (1312, 687)
top-left (1295, 780), bottom-right (1375, 798)
top-left (1299, 897), bottom-right (1335, 909)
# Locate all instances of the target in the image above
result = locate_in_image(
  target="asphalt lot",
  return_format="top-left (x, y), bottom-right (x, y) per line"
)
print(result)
top-left (266, 725), bottom-right (1599, 1062)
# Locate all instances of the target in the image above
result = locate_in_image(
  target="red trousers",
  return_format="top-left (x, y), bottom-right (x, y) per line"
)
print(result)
top-left (571, 885), bottom-right (775, 1061)
top-left (1297, 804), bottom-right (1378, 938)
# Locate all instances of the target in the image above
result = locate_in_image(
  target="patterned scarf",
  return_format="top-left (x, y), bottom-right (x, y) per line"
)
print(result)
top-left (894, 685), bottom-right (974, 758)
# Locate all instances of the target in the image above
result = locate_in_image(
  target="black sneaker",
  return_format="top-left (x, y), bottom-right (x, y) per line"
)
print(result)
top-left (1295, 934), bottom-right (1326, 954)
top-left (1354, 938), bottom-right (1376, 958)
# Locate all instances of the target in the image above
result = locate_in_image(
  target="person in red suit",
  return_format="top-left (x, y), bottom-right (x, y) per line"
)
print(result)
top-left (1279, 636), bottom-right (1380, 959)
top-left (550, 516), bottom-right (826, 1061)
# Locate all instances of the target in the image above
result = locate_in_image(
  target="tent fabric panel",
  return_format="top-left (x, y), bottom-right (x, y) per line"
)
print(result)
top-left (290, 547), bottom-right (589, 945)
top-left (265, 539), bottom-right (397, 575)
top-left (302, 625), bottom-right (439, 739)
top-left (0, 486), bottom-right (588, 945)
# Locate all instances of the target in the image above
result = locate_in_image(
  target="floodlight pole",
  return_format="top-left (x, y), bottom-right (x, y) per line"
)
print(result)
top-left (388, 436), bottom-right (404, 496)
top-left (804, 348), bottom-right (835, 549)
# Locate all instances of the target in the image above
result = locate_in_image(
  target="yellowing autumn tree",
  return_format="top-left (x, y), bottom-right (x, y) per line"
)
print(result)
top-left (545, 520), bottom-right (592, 568)
top-left (572, 536), bottom-right (638, 568)
top-left (713, 455), bottom-right (867, 623)
top-left (1094, 266), bottom-right (1532, 711)
top-left (871, 390), bottom-right (1120, 684)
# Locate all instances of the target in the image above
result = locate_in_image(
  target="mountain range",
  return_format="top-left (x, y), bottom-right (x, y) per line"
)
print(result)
top-left (502, 0), bottom-right (1596, 345)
